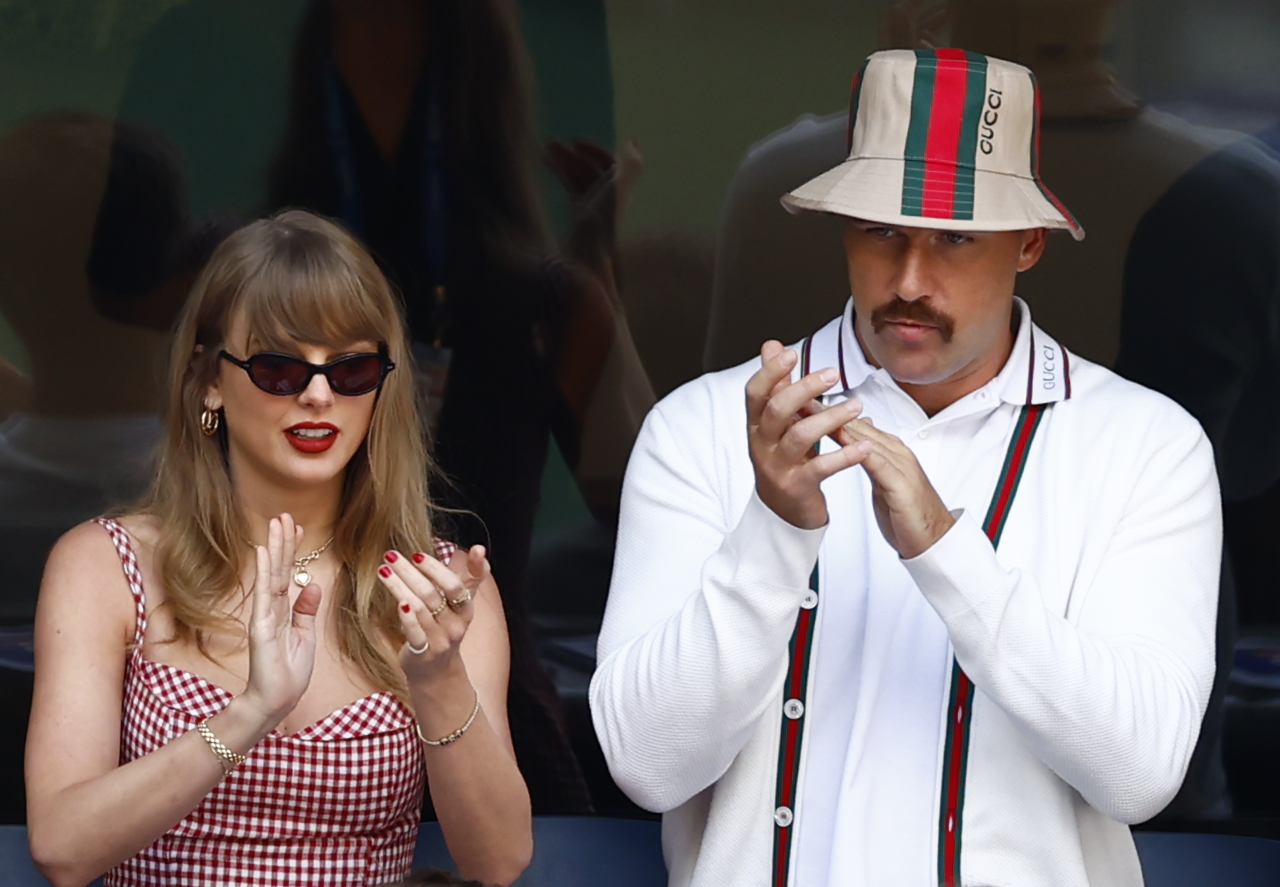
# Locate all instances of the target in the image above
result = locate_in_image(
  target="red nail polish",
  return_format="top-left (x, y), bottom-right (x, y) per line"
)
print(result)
top-left (400, 602), bottom-right (411, 613)
top-left (379, 565), bottom-right (392, 578)
top-left (384, 551), bottom-right (398, 563)
top-left (412, 552), bottom-right (425, 564)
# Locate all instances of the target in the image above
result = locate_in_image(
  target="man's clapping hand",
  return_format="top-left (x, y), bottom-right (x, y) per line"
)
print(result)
top-left (746, 340), bottom-right (956, 556)
top-left (833, 415), bottom-right (956, 559)
top-left (746, 341), bottom-right (867, 529)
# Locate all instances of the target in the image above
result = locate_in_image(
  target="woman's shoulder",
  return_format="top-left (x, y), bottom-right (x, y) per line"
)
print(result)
top-left (40, 517), bottom-right (144, 645)
top-left (47, 515), bottom-right (164, 595)
top-left (51, 514), bottom-right (159, 560)
top-left (50, 517), bottom-right (123, 561)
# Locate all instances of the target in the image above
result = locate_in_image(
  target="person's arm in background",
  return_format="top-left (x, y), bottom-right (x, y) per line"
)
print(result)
top-left (1116, 138), bottom-right (1280, 504)
top-left (705, 113), bottom-right (849, 373)
top-left (541, 140), bottom-right (654, 523)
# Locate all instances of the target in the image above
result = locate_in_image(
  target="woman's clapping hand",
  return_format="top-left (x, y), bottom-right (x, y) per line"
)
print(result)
top-left (379, 544), bottom-right (490, 685)
top-left (242, 514), bottom-right (322, 724)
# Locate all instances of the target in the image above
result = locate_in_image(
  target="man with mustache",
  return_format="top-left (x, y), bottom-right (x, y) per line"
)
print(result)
top-left (591, 49), bottom-right (1219, 887)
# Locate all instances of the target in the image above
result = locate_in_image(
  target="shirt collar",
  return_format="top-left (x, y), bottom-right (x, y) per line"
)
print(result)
top-left (832, 296), bottom-right (1073, 406)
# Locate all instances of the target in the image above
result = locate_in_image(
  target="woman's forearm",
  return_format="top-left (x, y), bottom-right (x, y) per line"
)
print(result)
top-left (28, 694), bottom-right (278, 887)
top-left (413, 676), bottom-right (533, 887)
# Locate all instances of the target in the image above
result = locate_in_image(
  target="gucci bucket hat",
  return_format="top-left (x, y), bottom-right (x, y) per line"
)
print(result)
top-left (782, 48), bottom-right (1084, 240)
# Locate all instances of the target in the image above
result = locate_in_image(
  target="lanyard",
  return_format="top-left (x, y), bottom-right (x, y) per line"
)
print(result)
top-left (321, 57), bottom-right (450, 346)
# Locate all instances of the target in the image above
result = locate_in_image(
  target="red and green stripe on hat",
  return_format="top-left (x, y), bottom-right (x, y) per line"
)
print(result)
top-left (900, 49), bottom-right (989, 220)
top-left (784, 48), bottom-right (1084, 239)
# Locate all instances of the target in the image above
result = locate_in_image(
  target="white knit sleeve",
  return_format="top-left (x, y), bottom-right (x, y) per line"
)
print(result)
top-left (590, 390), bottom-right (823, 813)
top-left (903, 418), bottom-right (1220, 824)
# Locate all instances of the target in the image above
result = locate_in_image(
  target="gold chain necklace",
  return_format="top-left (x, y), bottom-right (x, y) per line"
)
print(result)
top-left (246, 536), bottom-right (334, 587)
top-left (291, 537), bottom-right (333, 586)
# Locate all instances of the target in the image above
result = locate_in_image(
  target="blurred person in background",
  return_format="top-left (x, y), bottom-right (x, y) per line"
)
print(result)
top-left (98, 0), bottom-right (648, 814)
top-left (0, 113), bottom-right (175, 626)
top-left (265, 0), bottom-right (652, 814)
top-left (0, 109), bottom-right (232, 825)
top-left (25, 211), bottom-right (531, 887)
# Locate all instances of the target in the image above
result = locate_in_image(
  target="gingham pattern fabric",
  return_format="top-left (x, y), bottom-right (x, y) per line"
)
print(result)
top-left (95, 518), bottom-right (457, 887)
top-left (782, 48), bottom-right (1084, 239)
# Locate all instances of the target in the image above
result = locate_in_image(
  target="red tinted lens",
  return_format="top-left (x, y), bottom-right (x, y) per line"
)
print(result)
top-left (249, 354), bottom-right (312, 394)
top-left (327, 354), bottom-right (385, 395)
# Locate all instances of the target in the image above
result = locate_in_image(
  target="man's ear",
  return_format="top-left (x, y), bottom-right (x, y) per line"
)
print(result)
top-left (1015, 227), bottom-right (1048, 273)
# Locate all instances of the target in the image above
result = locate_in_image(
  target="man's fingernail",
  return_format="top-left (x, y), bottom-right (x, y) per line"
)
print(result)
top-left (384, 551), bottom-right (398, 563)
top-left (845, 399), bottom-right (861, 413)
top-left (379, 565), bottom-right (392, 578)
top-left (412, 552), bottom-right (425, 564)
top-left (820, 368), bottom-right (839, 384)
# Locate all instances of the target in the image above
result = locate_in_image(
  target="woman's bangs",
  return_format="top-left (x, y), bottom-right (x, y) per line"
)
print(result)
top-left (233, 249), bottom-right (388, 354)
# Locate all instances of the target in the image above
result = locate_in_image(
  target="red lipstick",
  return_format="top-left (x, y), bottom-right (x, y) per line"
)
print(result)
top-left (285, 422), bottom-right (338, 454)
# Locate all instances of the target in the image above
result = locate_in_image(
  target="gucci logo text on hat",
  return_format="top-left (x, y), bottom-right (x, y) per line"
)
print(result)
top-left (979, 89), bottom-right (1001, 155)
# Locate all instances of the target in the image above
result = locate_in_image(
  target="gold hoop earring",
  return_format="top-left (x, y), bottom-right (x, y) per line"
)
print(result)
top-left (200, 407), bottom-right (220, 436)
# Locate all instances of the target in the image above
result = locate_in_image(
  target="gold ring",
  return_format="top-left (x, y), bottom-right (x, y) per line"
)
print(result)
top-left (448, 589), bottom-right (473, 609)
top-left (428, 600), bottom-right (448, 618)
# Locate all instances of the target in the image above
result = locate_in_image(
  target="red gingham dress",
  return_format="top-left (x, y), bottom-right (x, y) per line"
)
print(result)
top-left (96, 518), bottom-right (456, 887)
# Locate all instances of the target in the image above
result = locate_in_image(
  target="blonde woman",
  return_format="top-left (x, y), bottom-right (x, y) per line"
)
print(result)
top-left (24, 210), bottom-right (532, 887)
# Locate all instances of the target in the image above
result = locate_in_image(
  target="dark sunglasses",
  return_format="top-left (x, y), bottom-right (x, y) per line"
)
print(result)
top-left (219, 349), bottom-right (395, 397)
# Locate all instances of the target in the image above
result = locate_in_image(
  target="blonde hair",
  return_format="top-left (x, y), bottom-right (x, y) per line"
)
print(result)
top-left (137, 209), bottom-right (433, 695)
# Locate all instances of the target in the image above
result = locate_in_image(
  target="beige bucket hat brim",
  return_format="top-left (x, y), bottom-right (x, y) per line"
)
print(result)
top-left (782, 155), bottom-right (1084, 239)
top-left (781, 49), bottom-right (1084, 241)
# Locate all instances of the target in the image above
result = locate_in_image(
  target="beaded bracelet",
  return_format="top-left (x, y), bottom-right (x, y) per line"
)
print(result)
top-left (417, 692), bottom-right (481, 747)
top-left (197, 719), bottom-right (248, 772)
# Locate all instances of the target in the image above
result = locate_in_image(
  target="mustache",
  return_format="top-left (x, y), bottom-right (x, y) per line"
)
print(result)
top-left (870, 298), bottom-right (956, 343)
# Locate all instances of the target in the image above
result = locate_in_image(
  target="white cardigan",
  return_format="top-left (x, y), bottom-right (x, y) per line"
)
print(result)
top-left (591, 301), bottom-right (1220, 887)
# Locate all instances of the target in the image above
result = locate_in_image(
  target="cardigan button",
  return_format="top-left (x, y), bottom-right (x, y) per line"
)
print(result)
top-left (784, 698), bottom-right (805, 720)
top-left (774, 806), bottom-right (793, 828)
top-left (800, 591), bottom-right (818, 610)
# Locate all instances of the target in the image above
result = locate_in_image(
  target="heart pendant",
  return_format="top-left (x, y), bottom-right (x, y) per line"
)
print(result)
top-left (294, 569), bottom-right (311, 587)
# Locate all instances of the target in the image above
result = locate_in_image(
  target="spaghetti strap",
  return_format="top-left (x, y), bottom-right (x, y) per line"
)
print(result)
top-left (95, 518), bottom-right (146, 649)
top-left (433, 538), bottom-right (457, 564)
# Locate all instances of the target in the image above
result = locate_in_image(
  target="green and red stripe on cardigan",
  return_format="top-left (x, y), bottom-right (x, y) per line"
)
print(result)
top-left (936, 402), bottom-right (1048, 887)
top-left (772, 567), bottom-right (819, 887)
top-left (769, 324), bottom-right (1052, 887)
